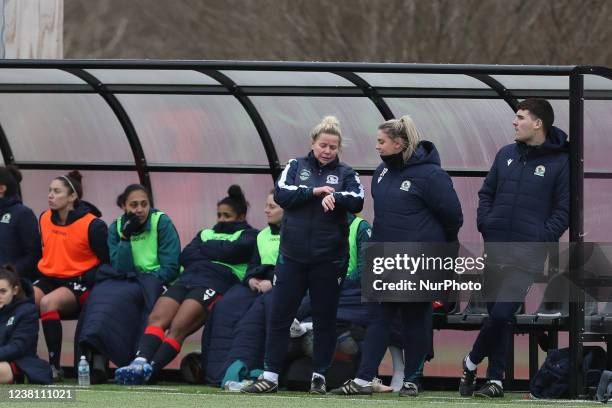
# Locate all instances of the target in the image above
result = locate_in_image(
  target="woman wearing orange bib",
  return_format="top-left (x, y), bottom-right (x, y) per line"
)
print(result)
top-left (33, 171), bottom-right (109, 381)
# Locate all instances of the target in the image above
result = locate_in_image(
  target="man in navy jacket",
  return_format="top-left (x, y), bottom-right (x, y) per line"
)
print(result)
top-left (460, 99), bottom-right (569, 398)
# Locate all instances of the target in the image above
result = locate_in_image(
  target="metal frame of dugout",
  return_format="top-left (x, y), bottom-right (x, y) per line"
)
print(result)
top-left (1, 60), bottom-right (611, 397)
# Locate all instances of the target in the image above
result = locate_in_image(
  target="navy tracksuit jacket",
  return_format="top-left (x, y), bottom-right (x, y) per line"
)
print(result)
top-left (275, 151), bottom-right (364, 262)
top-left (265, 151), bottom-right (364, 375)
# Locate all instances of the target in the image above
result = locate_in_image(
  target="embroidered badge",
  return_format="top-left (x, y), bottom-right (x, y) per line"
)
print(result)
top-left (534, 165), bottom-right (546, 177)
top-left (377, 168), bottom-right (388, 183)
top-left (299, 169), bottom-right (311, 181)
top-left (7, 316), bottom-right (14, 326)
top-left (326, 174), bottom-right (339, 185)
top-left (400, 180), bottom-right (411, 192)
top-left (0, 213), bottom-right (10, 224)
top-left (507, 159), bottom-right (513, 166)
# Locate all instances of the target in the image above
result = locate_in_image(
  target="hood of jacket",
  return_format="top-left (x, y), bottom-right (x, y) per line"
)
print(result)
top-left (0, 195), bottom-right (21, 211)
top-left (403, 140), bottom-right (442, 168)
top-left (517, 125), bottom-right (569, 160)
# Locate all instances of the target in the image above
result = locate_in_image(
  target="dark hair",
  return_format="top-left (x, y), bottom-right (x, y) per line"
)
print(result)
top-left (218, 185), bottom-right (249, 217)
top-left (54, 170), bottom-right (83, 199)
top-left (0, 165), bottom-right (22, 197)
top-left (516, 98), bottom-right (554, 135)
top-left (116, 184), bottom-right (152, 208)
top-left (0, 264), bottom-right (25, 301)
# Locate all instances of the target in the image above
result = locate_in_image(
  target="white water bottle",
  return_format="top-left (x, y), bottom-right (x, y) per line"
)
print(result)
top-left (78, 355), bottom-right (90, 386)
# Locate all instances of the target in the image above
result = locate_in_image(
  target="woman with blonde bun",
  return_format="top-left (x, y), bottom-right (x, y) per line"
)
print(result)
top-left (243, 116), bottom-right (364, 395)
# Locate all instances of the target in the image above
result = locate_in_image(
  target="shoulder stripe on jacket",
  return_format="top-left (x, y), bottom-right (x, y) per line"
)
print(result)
top-left (277, 159), bottom-right (298, 191)
top-left (337, 173), bottom-right (365, 199)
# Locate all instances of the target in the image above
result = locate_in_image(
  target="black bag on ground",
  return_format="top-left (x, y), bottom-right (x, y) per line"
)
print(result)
top-left (530, 346), bottom-right (606, 399)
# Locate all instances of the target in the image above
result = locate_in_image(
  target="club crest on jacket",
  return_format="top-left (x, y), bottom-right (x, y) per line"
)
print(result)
top-left (326, 175), bottom-right (339, 185)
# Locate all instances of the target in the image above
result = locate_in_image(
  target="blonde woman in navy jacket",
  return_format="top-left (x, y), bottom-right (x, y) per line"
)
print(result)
top-left (331, 115), bottom-right (462, 397)
top-left (243, 116), bottom-right (364, 394)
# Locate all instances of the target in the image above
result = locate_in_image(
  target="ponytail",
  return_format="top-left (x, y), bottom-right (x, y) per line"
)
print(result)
top-left (378, 115), bottom-right (422, 162)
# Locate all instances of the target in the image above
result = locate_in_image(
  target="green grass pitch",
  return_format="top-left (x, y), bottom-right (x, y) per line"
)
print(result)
top-left (0, 383), bottom-right (603, 407)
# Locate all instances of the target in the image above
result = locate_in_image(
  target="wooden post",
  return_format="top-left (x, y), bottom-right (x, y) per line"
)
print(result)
top-left (0, 0), bottom-right (63, 59)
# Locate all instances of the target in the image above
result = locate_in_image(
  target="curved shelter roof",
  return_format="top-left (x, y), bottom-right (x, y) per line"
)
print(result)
top-left (0, 61), bottom-right (609, 245)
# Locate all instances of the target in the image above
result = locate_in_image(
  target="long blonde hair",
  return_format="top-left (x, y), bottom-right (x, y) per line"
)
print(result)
top-left (310, 115), bottom-right (342, 150)
top-left (378, 115), bottom-right (422, 162)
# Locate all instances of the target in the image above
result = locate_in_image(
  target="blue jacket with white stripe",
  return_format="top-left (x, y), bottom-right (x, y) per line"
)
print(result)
top-left (275, 151), bottom-right (364, 263)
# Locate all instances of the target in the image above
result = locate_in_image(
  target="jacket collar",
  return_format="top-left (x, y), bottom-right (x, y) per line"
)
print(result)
top-left (0, 195), bottom-right (20, 210)
top-left (269, 223), bottom-right (281, 234)
top-left (50, 200), bottom-right (102, 226)
top-left (306, 151), bottom-right (339, 170)
top-left (213, 220), bottom-right (252, 234)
